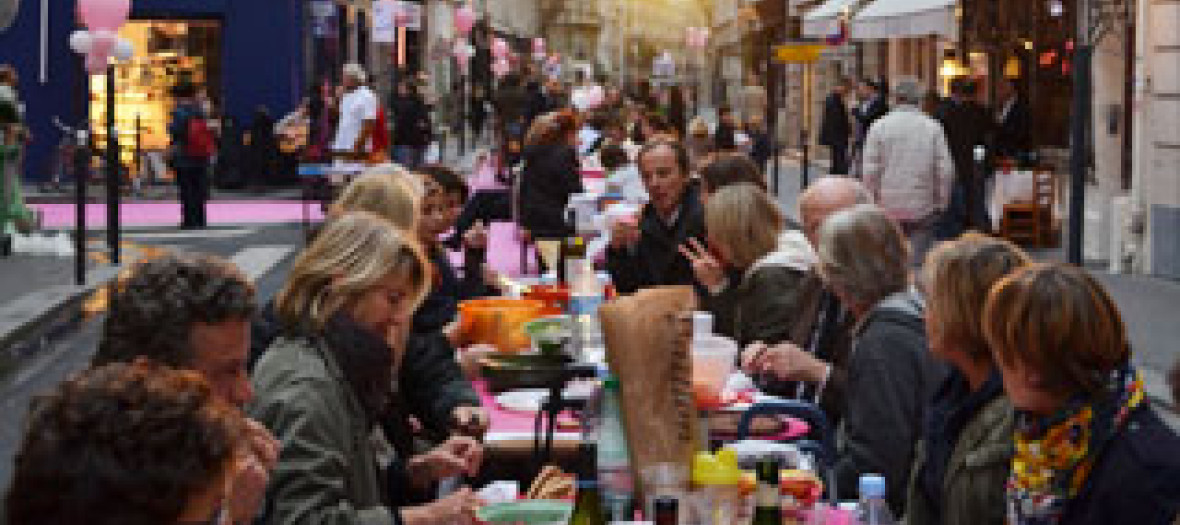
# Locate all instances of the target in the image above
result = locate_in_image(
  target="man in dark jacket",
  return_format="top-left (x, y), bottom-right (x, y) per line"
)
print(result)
top-left (992, 78), bottom-right (1032, 161)
top-left (391, 80), bottom-right (432, 169)
top-left (819, 79), bottom-right (853, 175)
top-left (853, 78), bottom-right (889, 163)
top-left (606, 140), bottom-right (705, 294)
top-left (935, 78), bottom-right (994, 235)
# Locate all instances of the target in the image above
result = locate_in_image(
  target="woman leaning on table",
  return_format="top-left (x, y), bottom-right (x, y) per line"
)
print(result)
top-left (982, 263), bottom-right (1180, 525)
top-left (903, 234), bottom-right (1029, 525)
top-left (251, 212), bottom-right (484, 525)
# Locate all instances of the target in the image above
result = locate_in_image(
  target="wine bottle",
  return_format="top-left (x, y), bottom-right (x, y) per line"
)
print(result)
top-left (751, 458), bottom-right (781, 525)
top-left (569, 443), bottom-right (605, 525)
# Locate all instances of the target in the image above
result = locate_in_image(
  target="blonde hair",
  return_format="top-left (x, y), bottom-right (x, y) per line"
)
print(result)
top-left (705, 183), bottom-right (784, 270)
top-left (330, 165), bottom-right (422, 231)
top-left (922, 233), bottom-right (1029, 360)
top-left (275, 211), bottom-right (430, 331)
top-left (688, 116), bottom-right (710, 137)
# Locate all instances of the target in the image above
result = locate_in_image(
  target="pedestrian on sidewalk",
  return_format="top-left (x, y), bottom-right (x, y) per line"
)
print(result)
top-left (852, 77), bottom-right (889, 175)
top-left (819, 78), bottom-right (853, 176)
top-left (736, 73), bottom-right (768, 127)
top-left (667, 84), bottom-right (688, 139)
top-left (746, 115), bottom-right (773, 174)
top-left (518, 110), bottom-right (584, 240)
top-left (391, 79), bottom-right (433, 170)
top-left (469, 85), bottom-right (489, 144)
top-left (167, 80), bottom-right (213, 229)
top-left (861, 78), bottom-right (954, 266)
top-left (935, 78), bottom-right (994, 236)
top-left (332, 63), bottom-right (380, 162)
top-left (714, 106), bottom-right (738, 152)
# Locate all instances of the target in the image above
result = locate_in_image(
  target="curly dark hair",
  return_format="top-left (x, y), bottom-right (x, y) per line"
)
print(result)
top-left (700, 153), bottom-right (766, 194)
top-left (5, 361), bottom-right (245, 525)
top-left (94, 254), bottom-right (256, 368)
top-left (418, 164), bottom-right (469, 201)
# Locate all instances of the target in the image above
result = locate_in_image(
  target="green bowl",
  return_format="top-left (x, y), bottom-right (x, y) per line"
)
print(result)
top-left (523, 316), bottom-right (573, 356)
top-left (476, 500), bottom-right (573, 524)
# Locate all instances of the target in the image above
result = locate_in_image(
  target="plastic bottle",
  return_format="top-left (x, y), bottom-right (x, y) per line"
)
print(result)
top-left (691, 448), bottom-right (742, 525)
top-left (595, 375), bottom-right (634, 522)
top-left (857, 474), bottom-right (896, 525)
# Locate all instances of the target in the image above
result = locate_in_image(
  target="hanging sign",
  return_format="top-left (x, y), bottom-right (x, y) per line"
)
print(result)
top-left (395, 0), bottom-right (421, 31)
top-left (371, 0), bottom-right (397, 43)
top-left (310, 0), bottom-right (337, 38)
top-left (773, 43), bottom-right (826, 63)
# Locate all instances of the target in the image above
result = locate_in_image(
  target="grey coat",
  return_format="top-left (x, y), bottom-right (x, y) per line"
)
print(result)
top-left (250, 336), bottom-right (395, 525)
top-left (903, 396), bottom-right (1014, 525)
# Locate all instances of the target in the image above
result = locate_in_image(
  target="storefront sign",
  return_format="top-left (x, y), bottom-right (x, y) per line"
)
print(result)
top-left (310, 0), bottom-right (337, 38)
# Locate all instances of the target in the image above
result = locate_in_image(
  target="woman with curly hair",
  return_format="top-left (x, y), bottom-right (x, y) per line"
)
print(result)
top-left (5, 361), bottom-right (247, 525)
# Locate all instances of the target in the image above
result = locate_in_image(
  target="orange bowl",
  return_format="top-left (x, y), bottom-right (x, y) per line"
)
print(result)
top-left (458, 299), bottom-right (547, 352)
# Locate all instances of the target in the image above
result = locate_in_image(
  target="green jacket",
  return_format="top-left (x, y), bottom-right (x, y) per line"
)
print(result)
top-left (250, 336), bottom-right (394, 525)
top-left (903, 395), bottom-right (1014, 525)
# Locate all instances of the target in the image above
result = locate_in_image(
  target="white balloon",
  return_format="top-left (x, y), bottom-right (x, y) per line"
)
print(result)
top-left (113, 37), bottom-right (134, 61)
top-left (69, 30), bottom-right (93, 54)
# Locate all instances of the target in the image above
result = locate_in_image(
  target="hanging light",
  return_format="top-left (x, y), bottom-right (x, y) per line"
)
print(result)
top-left (941, 55), bottom-right (965, 78)
top-left (1048, 0), bottom-right (1064, 18)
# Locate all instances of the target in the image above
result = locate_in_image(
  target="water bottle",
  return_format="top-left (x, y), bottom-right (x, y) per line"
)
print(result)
top-left (857, 474), bottom-right (896, 525)
top-left (596, 375), bottom-right (634, 521)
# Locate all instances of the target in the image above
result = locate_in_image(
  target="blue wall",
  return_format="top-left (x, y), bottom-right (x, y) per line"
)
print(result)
top-left (0, 0), bottom-right (305, 182)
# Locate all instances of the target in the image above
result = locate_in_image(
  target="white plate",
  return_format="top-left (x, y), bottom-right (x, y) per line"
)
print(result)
top-left (495, 382), bottom-right (598, 413)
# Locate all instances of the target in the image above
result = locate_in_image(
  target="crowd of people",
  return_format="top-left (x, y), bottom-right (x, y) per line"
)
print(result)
top-left (5, 64), bottom-right (1180, 525)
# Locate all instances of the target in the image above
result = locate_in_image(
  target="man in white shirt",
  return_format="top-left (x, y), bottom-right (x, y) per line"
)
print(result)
top-left (332, 63), bottom-right (379, 159)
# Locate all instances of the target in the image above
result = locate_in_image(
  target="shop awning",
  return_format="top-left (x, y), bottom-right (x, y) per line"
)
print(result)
top-left (801, 0), bottom-right (859, 38)
top-left (850, 0), bottom-right (957, 40)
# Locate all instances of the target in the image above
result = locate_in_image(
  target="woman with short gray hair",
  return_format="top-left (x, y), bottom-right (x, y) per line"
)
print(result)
top-left (816, 204), bottom-right (944, 515)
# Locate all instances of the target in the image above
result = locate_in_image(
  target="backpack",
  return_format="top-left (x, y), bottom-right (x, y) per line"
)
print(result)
top-left (184, 115), bottom-right (217, 159)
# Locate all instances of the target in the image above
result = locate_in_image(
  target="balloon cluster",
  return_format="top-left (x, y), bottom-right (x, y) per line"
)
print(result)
top-left (452, 39), bottom-right (475, 71)
top-left (453, 4), bottom-right (475, 36)
top-left (531, 38), bottom-right (546, 62)
top-left (491, 37), bottom-right (512, 78)
top-left (69, 0), bottom-right (133, 74)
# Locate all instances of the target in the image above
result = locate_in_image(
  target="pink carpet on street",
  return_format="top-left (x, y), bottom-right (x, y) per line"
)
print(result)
top-left (31, 200), bottom-right (324, 229)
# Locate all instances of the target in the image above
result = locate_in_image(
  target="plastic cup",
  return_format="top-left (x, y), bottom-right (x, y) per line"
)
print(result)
top-left (691, 335), bottom-right (738, 409)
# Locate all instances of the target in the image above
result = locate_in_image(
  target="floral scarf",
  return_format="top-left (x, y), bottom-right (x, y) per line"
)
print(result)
top-left (1006, 364), bottom-right (1145, 525)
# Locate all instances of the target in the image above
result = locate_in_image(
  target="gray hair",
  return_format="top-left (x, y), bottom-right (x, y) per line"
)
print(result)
top-left (892, 77), bottom-right (924, 106)
top-left (816, 204), bottom-right (910, 309)
top-left (343, 63), bottom-right (368, 84)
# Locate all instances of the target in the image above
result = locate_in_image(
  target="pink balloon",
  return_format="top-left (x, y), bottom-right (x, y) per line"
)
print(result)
top-left (453, 5), bottom-right (475, 35)
top-left (89, 30), bottom-right (116, 59)
top-left (78, 0), bottom-right (130, 31)
top-left (492, 38), bottom-right (509, 59)
top-left (532, 37), bottom-right (545, 54)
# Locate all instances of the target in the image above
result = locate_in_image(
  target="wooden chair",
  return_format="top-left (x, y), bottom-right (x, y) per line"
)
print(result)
top-left (1000, 168), bottom-right (1057, 247)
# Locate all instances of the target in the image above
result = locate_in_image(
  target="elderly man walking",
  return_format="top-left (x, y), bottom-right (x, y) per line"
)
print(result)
top-left (862, 78), bottom-right (954, 266)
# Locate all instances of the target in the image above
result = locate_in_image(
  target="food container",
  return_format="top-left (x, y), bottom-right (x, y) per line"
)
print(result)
top-left (459, 298), bottom-right (547, 352)
top-left (476, 500), bottom-right (573, 524)
top-left (523, 284), bottom-right (571, 313)
top-left (690, 335), bottom-right (738, 409)
top-left (524, 316), bottom-right (573, 357)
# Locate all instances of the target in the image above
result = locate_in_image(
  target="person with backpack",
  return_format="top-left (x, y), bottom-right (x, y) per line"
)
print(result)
top-left (168, 81), bottom-right (215, 229)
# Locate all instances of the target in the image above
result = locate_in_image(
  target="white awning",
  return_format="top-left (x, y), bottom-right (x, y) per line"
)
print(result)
top-left (801, 0), bottom-right (859, 38)
top-left (851, 0), bottom-right (957, 40)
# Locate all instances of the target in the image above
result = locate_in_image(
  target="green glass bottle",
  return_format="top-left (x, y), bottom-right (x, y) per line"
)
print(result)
top-left (569, 480), bottom-right (605, 525)
top-left (751, 457), bottom-right (781, 525)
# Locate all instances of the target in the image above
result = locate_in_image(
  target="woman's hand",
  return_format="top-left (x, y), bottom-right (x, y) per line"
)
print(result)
top-left (741, 342), bottom-right (829, 384)
top-left (401, 487), bottom-right (482, 525)
top-left (678, 237), bottom-right (726, 290)
top-left (464, 221), bottom-right (489, 251)
top-left (227, 419), bottom-right (279, 524)
top-left (609, 219), bottom-right (640, 250)
top-left (408, 435), bottom-right (484, 482)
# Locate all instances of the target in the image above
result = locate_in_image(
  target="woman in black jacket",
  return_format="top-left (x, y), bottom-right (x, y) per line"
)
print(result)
top-left (391, 80), bottom-right (432, 169)
top-left (518, 110), bottom-right (584, 240)
top-left (983, 264), bottom-right (1180, 525)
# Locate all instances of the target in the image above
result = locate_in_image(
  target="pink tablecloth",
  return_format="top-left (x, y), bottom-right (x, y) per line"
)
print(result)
top-left (476, 380), bottom-right (581, 443)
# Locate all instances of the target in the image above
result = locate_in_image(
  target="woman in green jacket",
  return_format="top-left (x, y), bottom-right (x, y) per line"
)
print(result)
top-left (904, 233), bottom-right (1029, 525)
top-left (251, 211), bottom-right (483, 525)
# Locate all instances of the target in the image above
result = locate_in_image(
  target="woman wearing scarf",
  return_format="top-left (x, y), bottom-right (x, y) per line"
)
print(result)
top-left (904, 234), bottom-right (1029, 525)
top-left (982, 264), bottom-right (1180, 525)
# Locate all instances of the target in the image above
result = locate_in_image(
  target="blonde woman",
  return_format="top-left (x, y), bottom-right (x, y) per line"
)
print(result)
top-left (251, 212), bottom-right (484, 525)
top-left (329, 163), bottom-right (423, 230)
top-left (904, 234), bottom-right (1029, 525)
top-left (684, 182), bottom-right (822, 348)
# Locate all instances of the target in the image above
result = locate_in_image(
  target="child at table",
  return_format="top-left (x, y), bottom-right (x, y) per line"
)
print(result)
top-left (413, 165), bottom-right (502, 340)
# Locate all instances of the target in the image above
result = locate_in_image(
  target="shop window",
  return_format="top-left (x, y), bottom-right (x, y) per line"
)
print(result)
top-left (89, 20), bottom-right (222, 176)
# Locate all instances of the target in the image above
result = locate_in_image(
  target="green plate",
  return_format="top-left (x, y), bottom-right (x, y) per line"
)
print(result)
top-left (476, 500), bottom-right (573, 524)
